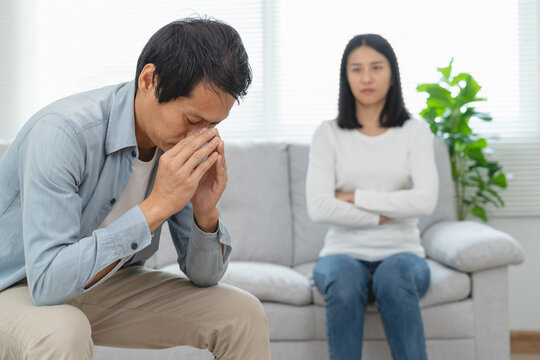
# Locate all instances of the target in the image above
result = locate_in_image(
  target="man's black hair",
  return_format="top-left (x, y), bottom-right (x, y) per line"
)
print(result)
top-left (135, 17), bottom-right (252, 103)
top-left (337, 34), bottom-right (410, 129)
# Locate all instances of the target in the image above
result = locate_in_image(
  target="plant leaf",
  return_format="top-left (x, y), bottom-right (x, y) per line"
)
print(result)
top-left (471, 205), bottom-right (488, 222)
top-left (487, 188), bottom-right (505, 206)
top-left (458, 117), bottom-right (472, 135)
top-left (419, 107), bottom-right (438, 122)
top-left (487, 162), bottom-right (502, 177)
top-left (423, 86), bottom-right (454, 108)
top-left (467, 147), bottom-right (488, 166)
top-left (437, 58), bottom-right (453, 81)
top-left (461, 76), bottom-right (482, 100)
top-left (490, 173), bottom-right (507, 188)
top-left (416, 83), bottom-right (441, 92)
top-left (451, 72), bottom-right (470, 86)
top-left (478, 193), bottom-right (501, 207)
top-left (473, 112), bottom-right (493, 121)
top-left (469, 138), bottom-right (487, 149)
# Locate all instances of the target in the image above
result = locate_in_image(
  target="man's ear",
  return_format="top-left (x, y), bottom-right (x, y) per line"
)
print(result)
top-left (138, 63), bottom-right (158, 94)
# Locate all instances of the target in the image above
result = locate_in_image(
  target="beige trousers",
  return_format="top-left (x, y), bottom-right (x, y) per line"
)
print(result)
top-left (0, 266), bottom-right (270, 360)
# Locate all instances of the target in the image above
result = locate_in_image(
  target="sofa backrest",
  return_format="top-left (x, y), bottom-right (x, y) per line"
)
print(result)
top-left (0, 141), bottom-right (9, 159)
top-left (219, 142), bottom-right (294, 266)
top-left (288, 138), bottom-right (456, 267)
top-left (150, 141), bottom-right (295, 268)
top-left (419, 138), bottom-right (456, 229)
top-left (288, 143), bottom-right (330, 266)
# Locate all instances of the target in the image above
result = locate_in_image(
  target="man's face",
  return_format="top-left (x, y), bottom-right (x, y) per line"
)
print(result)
top-left (135, 76), bottom-right (235, 153)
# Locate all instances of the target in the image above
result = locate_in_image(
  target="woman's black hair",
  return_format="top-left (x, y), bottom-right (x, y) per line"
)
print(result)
top-left (337, 34), bottom-right (410, 129)
top-left (135, 17), bottom-right (252, 103)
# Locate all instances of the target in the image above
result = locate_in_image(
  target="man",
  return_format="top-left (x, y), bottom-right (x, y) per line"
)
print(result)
top-left (0, 18), bottom-right (270, 359)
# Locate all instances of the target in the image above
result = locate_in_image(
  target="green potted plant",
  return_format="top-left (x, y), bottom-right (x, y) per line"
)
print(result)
top-left (416, 59), bottom-right (508, 222)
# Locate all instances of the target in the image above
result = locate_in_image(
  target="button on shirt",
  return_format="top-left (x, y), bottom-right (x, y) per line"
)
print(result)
top-left (0, 81), bottom-right (232, 305)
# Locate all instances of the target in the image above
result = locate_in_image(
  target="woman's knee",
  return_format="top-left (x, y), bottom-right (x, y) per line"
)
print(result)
top-left (313, 255), bottom-right (369, 304)
top-left (373, 253), bottom-right (430, 300)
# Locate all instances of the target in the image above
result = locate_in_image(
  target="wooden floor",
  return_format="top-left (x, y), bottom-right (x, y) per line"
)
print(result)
top-left (512, 355), bottom-right (540, 360)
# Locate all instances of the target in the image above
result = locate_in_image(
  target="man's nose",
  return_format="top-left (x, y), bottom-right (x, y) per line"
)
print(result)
top-left (195, 122), bottom-right (211, 131)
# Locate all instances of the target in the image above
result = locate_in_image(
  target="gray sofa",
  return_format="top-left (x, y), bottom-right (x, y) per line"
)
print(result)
top-left (0, 139), bottom-right (525, 360)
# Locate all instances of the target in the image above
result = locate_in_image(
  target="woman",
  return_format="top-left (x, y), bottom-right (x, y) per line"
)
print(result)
top-left (306, 34), bottom-right (439, 360)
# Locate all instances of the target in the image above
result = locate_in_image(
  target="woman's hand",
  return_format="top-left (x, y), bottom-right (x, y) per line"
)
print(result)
top-left (335, 191), bottom-right (354, 203)
top-left (335, 191), bottom-right (392, 225)
top-left (379, 215), bottom-right (391, 224)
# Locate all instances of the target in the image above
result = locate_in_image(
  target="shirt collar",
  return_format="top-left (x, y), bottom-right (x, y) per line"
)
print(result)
top-left (105, 80), bottom-right (138, 155)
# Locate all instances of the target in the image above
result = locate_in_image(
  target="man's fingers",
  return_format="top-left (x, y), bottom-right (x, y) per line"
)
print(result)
top-left (215, 139), bottom-right (227, 173)
top-left (167, 128), bottom-right (218, 161)
top-left (220, 142), bottom-right (228, 173)
top-left (191, 151), bottom-right (219, 181)
top-left (183, 135), bottom-right (221, 171)
top-left (215, 155), bottom-right (227, 185)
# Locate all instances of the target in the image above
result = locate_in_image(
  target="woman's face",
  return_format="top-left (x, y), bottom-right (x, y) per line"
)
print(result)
top-left (346, 46), bottom-right (392, 109)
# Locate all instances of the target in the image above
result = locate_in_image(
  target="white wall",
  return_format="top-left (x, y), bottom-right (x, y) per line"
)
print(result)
top-left (490, 217), bottom-right (540, 330)
top-left (0, 0), bottom-right (18, 140)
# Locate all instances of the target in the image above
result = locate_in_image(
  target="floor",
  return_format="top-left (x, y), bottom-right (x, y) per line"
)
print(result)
top-left (512, 355), bottom-right (540, 360)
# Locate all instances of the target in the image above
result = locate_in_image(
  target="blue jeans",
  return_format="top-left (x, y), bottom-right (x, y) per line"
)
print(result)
top-left (313, 253), bottom-right (430, 360)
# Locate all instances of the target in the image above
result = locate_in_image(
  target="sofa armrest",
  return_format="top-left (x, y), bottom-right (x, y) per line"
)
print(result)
top-left (422, 220), bottom-right (524, 272)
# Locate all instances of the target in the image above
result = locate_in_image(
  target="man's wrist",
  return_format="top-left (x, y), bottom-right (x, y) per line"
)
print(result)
top-left (193, 207), bottom-right (220, 233)
top-left (139, 197), bottom-right (169, 233)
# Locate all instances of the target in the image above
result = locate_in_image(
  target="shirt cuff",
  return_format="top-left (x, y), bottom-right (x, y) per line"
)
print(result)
top-left (354, 189), bottom-right (370, 209)
top-left (81, 255), bottom-right (131, 292)
top-left (191, 216), bottom-right (231, 251)
top-left (84, 205), bottom-right (153, 287)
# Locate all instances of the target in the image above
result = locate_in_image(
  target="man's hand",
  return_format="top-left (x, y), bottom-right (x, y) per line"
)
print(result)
top-left (190, 130), bottom-right (227, 232)
top-left (140, 128), bottom-right (222, 233)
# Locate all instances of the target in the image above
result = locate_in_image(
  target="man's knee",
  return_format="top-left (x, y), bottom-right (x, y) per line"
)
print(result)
top-left (208, 285), bottom-right (270, 359)
top-left (223, 286), bottom-right (267, 328)
top-left (26, 305), bottom-right (93, 359)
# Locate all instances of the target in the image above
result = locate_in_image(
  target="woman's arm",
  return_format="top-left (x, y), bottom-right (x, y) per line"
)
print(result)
top-left (352, 121), bottom-right (439, 219)
top-left (306, 122), bottom-right (380, 227)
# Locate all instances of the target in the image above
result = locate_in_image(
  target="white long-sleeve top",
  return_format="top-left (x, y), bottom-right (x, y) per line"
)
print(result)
top-left (306, 118), bottom-right (439, 261)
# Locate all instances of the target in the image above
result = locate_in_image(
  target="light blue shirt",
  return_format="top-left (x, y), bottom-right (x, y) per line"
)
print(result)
top-left (0, 81), bottom-right (232, 306)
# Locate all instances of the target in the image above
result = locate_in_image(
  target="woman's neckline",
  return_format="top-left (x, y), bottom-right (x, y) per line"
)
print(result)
top-left (356, 127), bottom-right (388, 137)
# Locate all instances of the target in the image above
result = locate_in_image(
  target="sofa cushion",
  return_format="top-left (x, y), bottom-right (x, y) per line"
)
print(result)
top-left (294, 258), bottom-right (470, 309)
top-left (422, 220), bottom-right (524, 272)
top-left (161, 261), bottom-right (312, 306)
top-left (288, 144), bottom-right (329, 266)
top-left (220, 142), bottom-right (294, 266)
